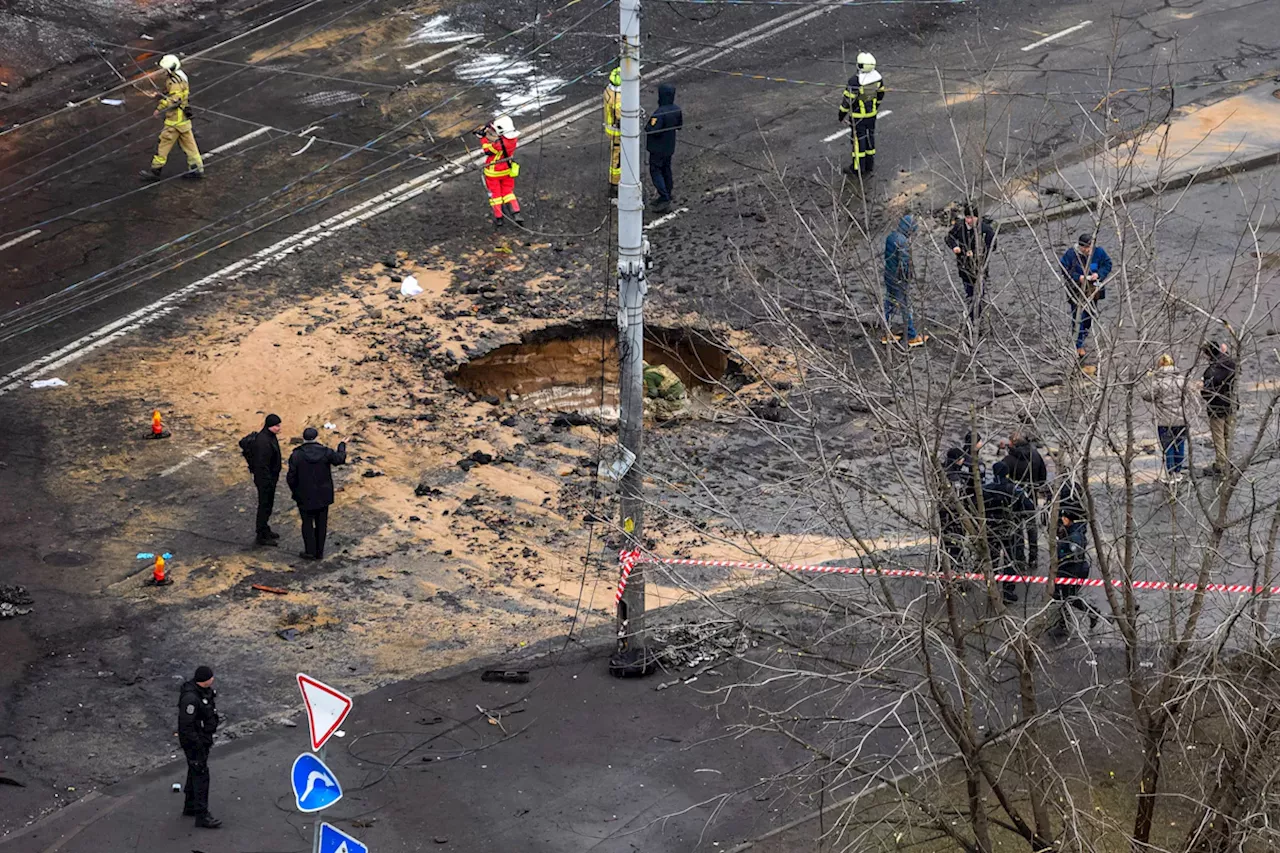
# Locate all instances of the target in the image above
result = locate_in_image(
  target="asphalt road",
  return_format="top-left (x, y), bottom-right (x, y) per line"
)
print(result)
top-left (0, 0), bottom-right (1276, 389)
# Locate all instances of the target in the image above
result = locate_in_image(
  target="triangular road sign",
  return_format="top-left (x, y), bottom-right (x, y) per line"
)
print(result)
top-left (297, 673), bottom-right (353, 751)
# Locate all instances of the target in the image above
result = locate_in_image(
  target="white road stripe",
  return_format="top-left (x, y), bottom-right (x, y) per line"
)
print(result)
top-left (160, 446), bottom-right (218, 478)
top-left (404, 36), bottom-right (483, 71)
top-left (1021, 21), bottom-right (1091, 52)
top-left (0, 229), bottom-right (41, 252)
top-left (0, 0), bottom-right (848, 396)
top-left (644, 207), bottom-right (688, 231)
top-left (206, 126), bottom-right (272, 157)
top-left (821, 110), bottom-right (890, 144)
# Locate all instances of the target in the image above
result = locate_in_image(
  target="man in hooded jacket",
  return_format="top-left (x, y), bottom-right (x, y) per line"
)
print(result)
top-left (646, 83), bottom-right (682, 213)
top-left (287, 427), bottom-right (347, 560)
top-left (242, 414), bottom-right (282, 546)
top-left (882, 214), bottom-right (924, 346)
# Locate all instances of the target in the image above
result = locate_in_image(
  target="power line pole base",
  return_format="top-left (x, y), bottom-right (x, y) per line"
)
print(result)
top-left (608, 646), bottom-right (658, 678)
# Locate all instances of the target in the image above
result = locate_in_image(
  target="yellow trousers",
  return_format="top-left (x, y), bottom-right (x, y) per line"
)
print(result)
top-left (609, 136), bottom-right (621, 185)
top-left (152, 122), bottom-right (204, 171)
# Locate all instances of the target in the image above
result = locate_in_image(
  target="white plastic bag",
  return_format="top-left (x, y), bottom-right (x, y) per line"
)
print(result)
top-left (400, 275), bottom-right (423, 297)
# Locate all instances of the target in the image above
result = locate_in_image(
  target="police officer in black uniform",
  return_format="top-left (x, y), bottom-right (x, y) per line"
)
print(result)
top-left (178, 665), bottom-right (222, 828)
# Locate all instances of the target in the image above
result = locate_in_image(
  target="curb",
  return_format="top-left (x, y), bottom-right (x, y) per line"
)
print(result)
top-left (994, 149), bottom-right (1280, 232)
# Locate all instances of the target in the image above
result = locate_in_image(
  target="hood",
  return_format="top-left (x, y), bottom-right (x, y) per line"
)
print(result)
top-left (1007, 439), bottom-right (1032, 461)
top-left (657, 83), bottom-right (676, 106)
top-left (296, 441), bottom-right (331, 463)
top-left (896, 214), bottom-right (917, 236)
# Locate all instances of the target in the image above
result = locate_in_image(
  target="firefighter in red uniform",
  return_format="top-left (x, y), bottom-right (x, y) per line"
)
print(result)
top-left (477, 114), bottom-right (523, 228)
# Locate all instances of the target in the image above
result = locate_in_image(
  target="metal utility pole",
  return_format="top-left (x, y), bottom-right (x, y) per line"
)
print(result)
top-left (609, 0), bottom-right (652, 678)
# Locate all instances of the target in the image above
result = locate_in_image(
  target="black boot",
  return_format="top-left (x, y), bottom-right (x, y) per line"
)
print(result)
top-left (183, 168), bottom-right (205, 180)
top-left (140, 167), bottom-right (162, 182)
top-left (195, 814), bottom-right (222, 829)
top-left (493, 216), bottom-right (504, 229)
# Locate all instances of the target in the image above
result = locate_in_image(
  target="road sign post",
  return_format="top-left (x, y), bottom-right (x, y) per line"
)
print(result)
top-left (292, 674), bottom-right (363, 853)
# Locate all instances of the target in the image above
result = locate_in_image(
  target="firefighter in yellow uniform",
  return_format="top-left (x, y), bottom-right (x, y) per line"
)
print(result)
top-left (140, 54), bottom-right (204, 181)
top-left (603, 67), bottom-right (622, 196)
top-left (837, 52), bottom-right (884, 178)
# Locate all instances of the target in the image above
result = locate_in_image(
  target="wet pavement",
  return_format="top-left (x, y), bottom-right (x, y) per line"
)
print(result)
top-left (3, 0), bottom-right (1280, 845)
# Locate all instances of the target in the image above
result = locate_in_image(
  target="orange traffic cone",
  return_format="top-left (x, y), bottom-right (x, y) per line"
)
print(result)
top-left (148, 409), bottom-right (171, 440)
top-left (147, 554), bottom-right (173, 586)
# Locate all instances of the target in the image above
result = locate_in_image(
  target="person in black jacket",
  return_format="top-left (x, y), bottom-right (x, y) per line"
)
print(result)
top-left (1200, 340), bottom-right (1238, 477)
top-left (945, 204), bottom-right (997, 321)
top-left (244, 414), bottom-right (282, 546)
top-left (938, 448), bottom-right (972, 575)
top-left (1001, 433), bottom-right (1048, 498)
top-left (645, 83), bottom-right (682, 213)
top-left (982, 462), bottom-right (1032, 603)
top-left (178, 665), bottom-right (221, 828)
top-left (1050, 513), bottom-right (1101, 636)
top-left (287, 427), bottom-right (347, 560)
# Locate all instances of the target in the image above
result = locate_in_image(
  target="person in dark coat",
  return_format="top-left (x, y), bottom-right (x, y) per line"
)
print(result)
top-left (938, 448), bottom-right (972, 575)
top-left (244, 414), bottom-right (282, 546)
top-left (960, 429), bottom-right (985, 479)
top-left (1050, 513), bottom-right (1101, 636)
top-left (1001, 433), bottom-right (1048, 498)
top-left (944, 203), bottom-right (997, 321)
top-left (982, 461), bottom-right (1032, 603)
top-left (286, 427), bottom-right (347, 560)
top-left (645, 82), bottom-right (682, 213)
top-left (1060, 233), bottom-right (1113, 360)
top-left (882, 214), bottom-right (924, 346)
top-left (1200, 340), bottom-right (1238, 477)
top-left (178, 665), bottom-right (221, 828)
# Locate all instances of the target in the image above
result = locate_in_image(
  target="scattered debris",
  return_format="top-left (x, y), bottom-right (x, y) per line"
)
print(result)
top-left (0, 585), bottom-right (33, 618)
top-left (30, 378), bottom-right (67, 389)
top-left (350, 817), bottom-right (376, 828)
top-left (277, 628), bottom-right (301, 642)
top-left (100, 98), bottom-right (125, 106)
top-left (252, 584), bottom-right (289, 595)
top-left (280, 718), bottom-right (299, 727)
top-left (400, 275), bottom-right (424, 297)
top-left (480, 670), bottom-right (530, 683)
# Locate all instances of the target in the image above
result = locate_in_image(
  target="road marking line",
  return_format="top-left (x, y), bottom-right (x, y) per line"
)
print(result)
top-left (667, 46), bottom-right (692, 58)
top-left (0, 229), bottom-right (41, 251)
top-left (206, 126), bottom-right (271, 156)
top-left (404, 36), bottom-right (483, 71)
top-left (0, 0), bottom-right (848, 397)
top-left (644, 207), bottom-right (688, 231)
top-left (1021, 21), bottom-right (1091, 51)
top-left (820, 110), bottom-right (890, 144)
top-left (160, 446), bottom-right (219, 478)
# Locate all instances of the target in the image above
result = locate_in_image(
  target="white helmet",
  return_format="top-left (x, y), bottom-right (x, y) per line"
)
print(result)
top-left (856, 52), bottom-right (876, 72)
top-left (158, 54), bottom-right (182, 74)
top-left (492, 114), bottom-right (517, 138)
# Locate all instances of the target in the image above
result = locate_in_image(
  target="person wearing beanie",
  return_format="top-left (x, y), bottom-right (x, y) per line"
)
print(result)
top-left (287, 427), bottom-right (347, 560)
top-left (239, 414), bottom-right (283, 546)
top-left (945, 202), bottom-right (997, 322)
top-left (1060, 233), bottom-right (1113, 367)
top-left (177, 665), bottom-right (221, 828)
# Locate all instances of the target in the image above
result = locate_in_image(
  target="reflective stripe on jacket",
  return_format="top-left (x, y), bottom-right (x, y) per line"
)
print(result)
top-left (603, 84), bottom-right (621, 137)
top-left (838, 71), bottom-right (884, 121)
top-left (482, 136), bottom-right (517, 177)
top-left (157, 76), bottom-right (190, 126)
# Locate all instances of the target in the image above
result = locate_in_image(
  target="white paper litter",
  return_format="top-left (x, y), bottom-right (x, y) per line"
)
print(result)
top-left (100, 98), bottom-right (125, 106)
top-left (400, 275), bottom-right (423, 297)
top-left (31, 378), bottom-right (68, 389)
top-left (141, 33), bottom-right (154, 40)
top-left (324, 422), bottom-right (337, 431)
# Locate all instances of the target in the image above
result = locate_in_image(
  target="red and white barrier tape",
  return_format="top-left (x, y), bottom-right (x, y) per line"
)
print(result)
top-left (615, 549), bottom-right (642, 603)
top-left (649, 556), bottom-right (1280, 596)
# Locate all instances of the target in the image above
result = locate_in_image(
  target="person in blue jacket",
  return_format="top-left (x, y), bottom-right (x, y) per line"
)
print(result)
top-left (645, 83), bottom-right (682, 213)
top-left (882, 214), bottom-right (924, 346)
top-left (1060, 233), bottom-right (1113, 359)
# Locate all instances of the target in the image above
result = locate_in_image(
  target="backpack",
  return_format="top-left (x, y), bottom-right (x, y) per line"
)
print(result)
top-left (239, 432), bottom-right (258, 470)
